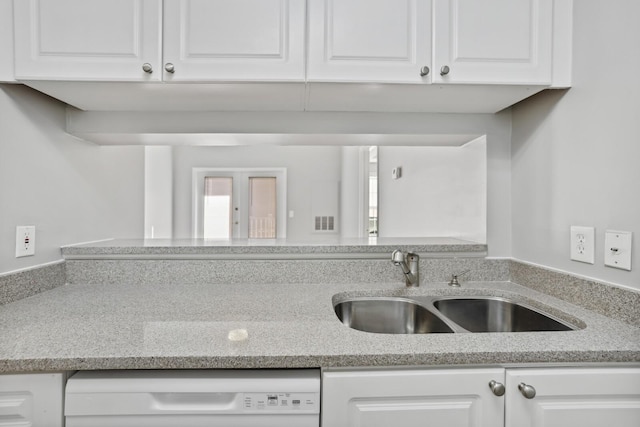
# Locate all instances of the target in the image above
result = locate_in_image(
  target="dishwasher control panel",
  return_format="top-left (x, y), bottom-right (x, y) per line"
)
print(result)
top-left (243, 392), bottom-right (318, 412)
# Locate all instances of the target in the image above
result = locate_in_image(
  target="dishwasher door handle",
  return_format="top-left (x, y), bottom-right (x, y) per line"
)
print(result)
top-left (152, 392), bottom-right (238, 411)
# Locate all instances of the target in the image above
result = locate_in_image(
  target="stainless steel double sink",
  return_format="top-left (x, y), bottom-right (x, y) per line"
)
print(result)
top-left (334, 295), bottom-right (581, 334)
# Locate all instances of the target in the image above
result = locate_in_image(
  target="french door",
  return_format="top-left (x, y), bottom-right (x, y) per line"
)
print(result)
top-left (193, 168), bottom-right (286, 239)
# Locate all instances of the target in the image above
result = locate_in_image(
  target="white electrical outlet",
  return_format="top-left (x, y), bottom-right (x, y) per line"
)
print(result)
top-left (15, 226), bottom-right (36, 257)
top-left (570, 226), bottom-right (594, 264)
top-left (604, 230), bottom-right (632, 271)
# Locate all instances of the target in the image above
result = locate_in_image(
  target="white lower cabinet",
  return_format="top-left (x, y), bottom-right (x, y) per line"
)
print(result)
top-left (322, 368), bottom-right (505, 426)
top-left (322, 367), bottom-right (640, 427)
top-left (505, 368), bottom-right (640, 427)
top-left (0, 373), bottom-right (64, 427)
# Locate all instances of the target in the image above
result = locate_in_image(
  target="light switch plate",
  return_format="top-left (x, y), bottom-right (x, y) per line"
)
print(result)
top-left (604, 230), bottom-right (632, 271)
top-left (570, 226), bottom-right (594, 264)
top-left (391, 167), bottom-right (402, 180)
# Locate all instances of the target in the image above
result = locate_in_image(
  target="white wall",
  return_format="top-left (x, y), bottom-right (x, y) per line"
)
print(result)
top-left (169, 140), bottom-right (503, 246)
top-left (171, 145), bottom-right (343, 240)
top-left (378, 138), bottom-right (486, 242)
top-left (511, 0), bottom-right (640, 290)
top-left (0, 85), bottom-right (145, 274)
top-left (144, 146), bottom-right (173, 238)
top-left (340, 146), bottom-right (369, 238)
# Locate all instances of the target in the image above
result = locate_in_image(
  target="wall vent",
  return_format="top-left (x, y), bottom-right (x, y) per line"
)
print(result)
top-left (314, 216), bottom-right (335, 231)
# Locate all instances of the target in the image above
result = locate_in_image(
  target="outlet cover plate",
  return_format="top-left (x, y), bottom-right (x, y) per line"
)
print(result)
top-left (570, 226), bottom-right (594, 264)
top-left (604, 230), bottom-right (632, 271)
top-left (15, 226), bottom-right (36, 257)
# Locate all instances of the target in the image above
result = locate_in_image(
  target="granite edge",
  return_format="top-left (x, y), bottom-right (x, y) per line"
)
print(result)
top-left (510, 260), bottom-right (640, 327)
top-left (2, 350), bottom-right (639, 373)
top-left (0, 262), bottom-right (66, 306)
top-left (64, 257), bottom-right (510, 285)
top-left (61, 244), bottom-right (488, 257)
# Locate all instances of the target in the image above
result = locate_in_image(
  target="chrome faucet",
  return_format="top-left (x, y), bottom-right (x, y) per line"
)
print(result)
top-left (391, 250), bottom-right (420, 287)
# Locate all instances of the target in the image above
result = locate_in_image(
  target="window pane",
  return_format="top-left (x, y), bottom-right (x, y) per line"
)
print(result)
top-left (204, 177), bottom-right (232, 239)
top-left (249, 177), bottom-right (276, 238)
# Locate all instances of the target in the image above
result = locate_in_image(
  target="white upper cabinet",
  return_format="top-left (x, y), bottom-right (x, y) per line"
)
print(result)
top-left (309, 0), bottom-right (554, 85)
top-left (11, 0), bottom-right (568, 112)
top-left (432, 0), bottom-right (553, 84)
top-left (14, 0), bottom-right (162, 81)
top-left (13, 0), bottom-right (305, 82)
top-left (162, 0), bottom-right (306, 81)
top-left (307, 0), bottom-right (432, 83)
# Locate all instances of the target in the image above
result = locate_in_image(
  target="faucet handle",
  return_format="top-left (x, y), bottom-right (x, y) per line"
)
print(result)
top-left (391, 249), bottom-right (405, 264)
top-left (448, 270), bottom-right (470, 287)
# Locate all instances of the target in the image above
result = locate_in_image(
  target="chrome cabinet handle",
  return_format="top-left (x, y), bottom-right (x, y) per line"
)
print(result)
top-left (420, 66), bottom-right (430, 76)
top-left (488, 380), bottom-right (505, 396)
top-left (164, 63), bottom-right (175, 73)
top-left (142, 63), bottom-right (153, 74)
top-left (518, 382), bottom-right (536, 399)
top-left (440, 65), bottom-right (450, 75)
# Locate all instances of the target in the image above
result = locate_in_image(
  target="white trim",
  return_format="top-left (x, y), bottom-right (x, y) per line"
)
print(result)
top-left (323, 362), bottom-right (640, 374)
top-left (60, 238), bottom-right (115, 248)
top-left (0, 259), bottom-right (65, 277)
top-left (144, 146), bottom-right (173, 239)
top-left (359, 146), bottom-right (371, 237)
top-left (550, 0), bottom-right (573, 88)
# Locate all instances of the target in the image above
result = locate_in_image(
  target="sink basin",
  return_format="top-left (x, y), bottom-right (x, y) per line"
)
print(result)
top-left (433, 297), bottom-right (576, 332)
top-left (334, 298), bottom-right (454, 334)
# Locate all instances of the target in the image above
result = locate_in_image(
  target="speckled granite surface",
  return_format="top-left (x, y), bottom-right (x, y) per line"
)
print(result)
top-left (1, 280), bottom-right (638, 373)
top-left (61, 237), bottom-right (487, 257)
top-left (0, 262), bottom-right (65, 305)
top-left (511, 261), bottom-right (640, 327)
top-left (65, 258), bottom-right (509, 286)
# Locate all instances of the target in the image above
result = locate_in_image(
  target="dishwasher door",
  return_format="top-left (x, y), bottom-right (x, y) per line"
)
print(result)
top-left (65, 369), bottom-right (320, 427)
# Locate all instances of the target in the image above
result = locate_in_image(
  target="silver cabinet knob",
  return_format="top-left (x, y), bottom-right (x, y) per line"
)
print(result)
top-left (488, 380), bottom-right (505, 396)
top-left (518, 382), bottom-right (536, 399)
top-left (164, 63), bottom-right (175, 73)
top-left (440, 65), bottom-right (450, 76)
top-left (142, 63), bottom-right (153, 74)
top-left (419, 66), bottom-right (430, 76)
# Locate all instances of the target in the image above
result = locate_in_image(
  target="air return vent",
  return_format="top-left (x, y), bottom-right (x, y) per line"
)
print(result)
top-left (314, 216), bottom-right (335, 231)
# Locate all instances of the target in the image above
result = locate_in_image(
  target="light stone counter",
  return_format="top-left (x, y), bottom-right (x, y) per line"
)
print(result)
top-left (61, 237), bottom-right (487, 258)
top-left (1, 280), bottom-right (638, 372)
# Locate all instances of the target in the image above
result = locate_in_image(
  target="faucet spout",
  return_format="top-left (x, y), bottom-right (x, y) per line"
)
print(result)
top-left (391, 250), bottom-right (420, 287)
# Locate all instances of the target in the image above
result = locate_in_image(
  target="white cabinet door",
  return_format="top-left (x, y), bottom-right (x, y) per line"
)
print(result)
top-left (0, 373), bottom-right (64, 427)
top-left (506, 368), bottom-right (640, 427)
top-left (432, 0), bottom-right (553, 84)
top-left (307, 0), bottom-right (432, 83)
top-left (162, 0), bottom-right (306, 81)
top-left (1, 0), bottom-right (15, 82)
top-left (322, 368), bottom-right (505, 427)
top-left (13, 0), bottom-right (162, 81)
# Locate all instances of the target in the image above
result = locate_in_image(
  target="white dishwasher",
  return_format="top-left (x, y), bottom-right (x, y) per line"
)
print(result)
top-left (65, 369), bottom-right (320, 427)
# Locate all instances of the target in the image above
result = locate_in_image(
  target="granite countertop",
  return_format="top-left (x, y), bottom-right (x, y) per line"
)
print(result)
top-left (61, 237), bottom-right (487, 258)
top-left (1, 280), bottom-right (639, 372)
